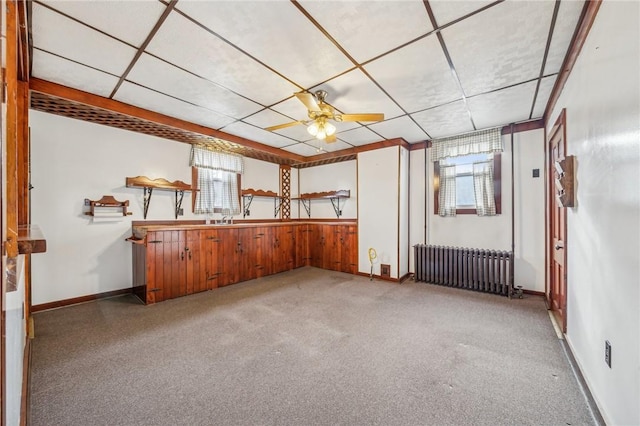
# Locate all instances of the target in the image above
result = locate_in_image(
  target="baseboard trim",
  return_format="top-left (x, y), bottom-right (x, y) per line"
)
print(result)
top-left (355, 271), bottom-right (401, 283)
top-left (523, 289), bottom-right (545, 297)
top-left (559, 338), bottom-right (606, 426)
top-left (21, 337), bottom-right (31, 426)
top-left (31, 288), bottom-right (133, 312)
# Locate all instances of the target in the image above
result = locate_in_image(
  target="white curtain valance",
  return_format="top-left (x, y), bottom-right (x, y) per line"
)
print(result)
top-left (431, 128), bottom-right (503, 162)
top-left (190, 145), bottom-right (244, 174)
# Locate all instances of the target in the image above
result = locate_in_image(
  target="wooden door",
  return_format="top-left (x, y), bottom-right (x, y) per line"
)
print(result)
top-left (548, 111), bottom-right (568, 332)
top-left (340, 225), bottom-right (358, 274)
top-left (201, 229), bottom-right (222, 289)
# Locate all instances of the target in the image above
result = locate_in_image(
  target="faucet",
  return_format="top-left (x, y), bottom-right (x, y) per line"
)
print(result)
top-left (221, 215), bottom-right (233, 224)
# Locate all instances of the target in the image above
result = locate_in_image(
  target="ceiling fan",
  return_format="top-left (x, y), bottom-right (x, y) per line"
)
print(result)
top-left (265, 90), bottom-right (384, 143)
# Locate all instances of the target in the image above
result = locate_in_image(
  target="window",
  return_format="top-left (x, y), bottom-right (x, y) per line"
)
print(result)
top-left (189, 146), bottom-right (244, 216)
top-left (434, 153), bottom-right (502, 216)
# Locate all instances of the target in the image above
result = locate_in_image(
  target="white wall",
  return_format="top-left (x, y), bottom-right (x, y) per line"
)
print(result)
top-left (398, 147), bottom-right (410, 278)
top-left (548, 2), bottom-right (640, 424)
top-left (6, 257), bottom-right (26, 426)
top-left (408, 149), bottom-right (426, 274)
top-left (358, 147), bottom-right (399, 278)
top-left (298, 161), bottom-right (357, 219)
top-left (241, 158), bottom-right (280, 220)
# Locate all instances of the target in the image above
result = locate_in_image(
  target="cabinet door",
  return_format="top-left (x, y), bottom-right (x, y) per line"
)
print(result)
top-left (273, 225), bottom-right (294, 273)
top-left (185, 230), bottom-right (207, 295)
top-left (308, 224), bottom-right (325, 268)
top-left (294, 224), bottom-right (309, 268)
top-left (201, 229), bottom-right (222, 289)
top-left (218, 228), bottom-right (238, 286)
top-left (145, 230), bottom-right (185, 303)
top-left (323, 225), bottom-right (342, 271)
top-left (237, 227), bottom-right (256, 282)
top-left (253, 226), bottom-right (272, 278)
top-left (340, 225), bottom-right (358, 274)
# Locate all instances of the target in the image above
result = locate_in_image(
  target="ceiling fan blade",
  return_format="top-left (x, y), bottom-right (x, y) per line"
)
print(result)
top-left (295, 92), bottom-right (321, 112)
top-left (265, 121), bottom-right (304, 132)
top-left (339, 113), bottom-right (384, 122)
top-left (325, 134), bottom-right (337, 143)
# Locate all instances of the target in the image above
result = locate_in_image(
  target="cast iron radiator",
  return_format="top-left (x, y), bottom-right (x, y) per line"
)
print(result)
top-left (414, 245), bottom-right (514, 296)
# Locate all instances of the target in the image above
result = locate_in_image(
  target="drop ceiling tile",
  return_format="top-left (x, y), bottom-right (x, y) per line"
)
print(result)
top-left (31, 3), bottom-right (137, 76)
top-left (467, 81), bottom-right (538, 129)
top-left (429, 1), bottom-right (496, 27)
top-left (364, 36), bottom-right (462, 113)
top-left (411, 100), bottom-right (474, 139)
top-left (175, 1), bottom-right (353, 88)
top-left (298, 0), bottom-right (433, 63)
top-left (37, 0), bottom-right (166, 47)
top-left (32, 50), bottom-right (120, 98)
top-left (544, 1), bottom-right (585, 75)
top-left (532, 76), bottom-right (557, 118)
top-left (221, 122), bottom-right (296, 148)
top-left (273, 125), bottom-right (314, 142)
top-left (337, 127), bottom-right (381, 147)
top-left (311, 69), bottom-right (404, 120)
top-left (442, 1), bottom-right (554, 96)
top-left (243, 109), bottom-right (293, 129)
top-left (126, 54), bottom-right (262, 118)
top-left (281, 143), bottom-right (320, 157)
top-left (114, 82), bottom-right (236, 130)
top-left (318, 140), bottom-right (353, 153)
top-left (368, 116), bottom-right (429, 143)
top-left (146, 12), bottom-right (299, 106)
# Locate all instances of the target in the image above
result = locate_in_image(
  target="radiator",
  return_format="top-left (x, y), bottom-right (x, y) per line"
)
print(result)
top-left (414, 245), bottom-right (514, 296)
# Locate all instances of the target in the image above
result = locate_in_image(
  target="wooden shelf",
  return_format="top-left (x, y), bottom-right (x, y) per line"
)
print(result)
top-left (241, 188), bottom-right (283, 218)
top-left (84, 195), bottom-right (131, 217)
top-left (291, 190), bottom-right (350, 218)
top-left (126, 176), bottom-right (193, 219)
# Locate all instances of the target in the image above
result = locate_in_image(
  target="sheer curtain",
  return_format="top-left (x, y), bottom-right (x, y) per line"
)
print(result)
top-left (473, 160), bottom-right (496, 216)
top-left (438, 165), bottom-right (457, 217)
top-left (190, 145), bottom-right (244, 215)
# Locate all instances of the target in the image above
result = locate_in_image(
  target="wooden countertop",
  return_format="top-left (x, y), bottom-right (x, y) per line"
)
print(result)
top-left (18, 224), bottom-right (47, 254)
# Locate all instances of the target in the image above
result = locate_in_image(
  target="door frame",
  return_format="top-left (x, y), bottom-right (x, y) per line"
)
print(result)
top-left (546, 109), bottom-right (568, 333)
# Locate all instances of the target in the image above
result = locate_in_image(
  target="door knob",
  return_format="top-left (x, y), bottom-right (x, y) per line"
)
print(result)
top-left (554, 243), bottom-right (564, 250)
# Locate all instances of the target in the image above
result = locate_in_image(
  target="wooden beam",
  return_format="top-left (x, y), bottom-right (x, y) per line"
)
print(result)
top-left (28, 78), bottom-right (306, 164)
top-left (544, 0), bottom-right (602, 123)
top-left (500, 119), bottom-right (545, 135)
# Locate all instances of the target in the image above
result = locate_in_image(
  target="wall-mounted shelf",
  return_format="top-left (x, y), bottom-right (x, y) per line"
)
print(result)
top-left (241, 188), bottom-right (283, 218)
top-left (291, 190), bottom-right (350, 218)
top-left (126, 176), bottom-right (193, 219)
top-left (84, 195), bottom-right (131, 217)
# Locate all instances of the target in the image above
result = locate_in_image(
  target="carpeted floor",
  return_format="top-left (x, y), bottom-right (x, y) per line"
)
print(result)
top-left (30, 267), bottom-right (598, 425)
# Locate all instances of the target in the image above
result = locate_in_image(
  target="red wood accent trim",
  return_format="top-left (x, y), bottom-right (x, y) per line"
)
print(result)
top-left (355, 271), bottom-right (401, 283)
top-left (409, 141), bottom-right (429, 151)
top-left (523, 289), bottom-right (546, 297)
top-left (544, 1), bottom-right (602, 123)
top-left (31, 288), bottom-right (133, 312)
top-left (293, 190), bottom-right (350, 200)
top-left (501, 119), bottom-right (545, 135)
top-left (21, 337), bottom-right (31, 426)
top-left (241, 188), bottom-right (280, 198)
top-left (17, 225), bottom-right (46, 254)
top-left (28, 78), bottom-right (306, 163)
top-left (125, 176), bottom-right (191, 191)
top-left (302, 138), bottom-right (406, 164)
top-left (17, 81), bottom-right (29, 226)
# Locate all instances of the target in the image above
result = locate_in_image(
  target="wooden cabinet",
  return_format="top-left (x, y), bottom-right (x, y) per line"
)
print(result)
top-left (131, 222), bottom-right (358, 305)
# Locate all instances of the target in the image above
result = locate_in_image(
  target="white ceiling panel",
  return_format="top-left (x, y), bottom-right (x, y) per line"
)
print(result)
top-left (243, 109), bottom-right (293, 129)
top-left (368, 116), bottom-right (429, 143)
top-left (318, 140), bottom-right (353, 153)
top-left (365, 35), bottom-right (462, 113)
top-left (31, 3), bottom-right (137, 76)
top-left (273, 124), bottom-right (315, 142)
top-left (544, 0), bottom-right (585, 75)
top-left (411, 100), bottom-right (474, 139)
top-left (429, 1), bottom-right (496, 27)
top-left (221, 122), bottom-right (296, 148)
top-left (146, 12), bottom-right (299, 106)
top-left (126, 54), bottom-right (262, 118)
top-left (114, 82), bottom-right (237, 130)
top-left (281, 143), bottom-right (321, 157)
top-left (37, 0), bottom-right (166, 48)
top-left (32, 50), bottom-right (119, 98)
top-left (467, 81), bottom-right (538, 129)
top-left (532, 76), bottom-right (557, 118)
top-left (175, 1), bottom-right (353, 88)
top-left (298, 0), bottom-right (433, 63)
top-left (443, 1), bottom-right (554, 96)
top-left (337, 127), bottom-right (382, 147)
top-left (311, 69), bottom-right (404, 120)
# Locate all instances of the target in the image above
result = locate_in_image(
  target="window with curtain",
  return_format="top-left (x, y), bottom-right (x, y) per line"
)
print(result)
top-left (190, 145), bottom-right (244, 215)
top-left (431, 128), bottom-right (503, 217)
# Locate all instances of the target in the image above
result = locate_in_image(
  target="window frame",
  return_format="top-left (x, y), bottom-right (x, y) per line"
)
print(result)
top-left (433, 153), bottom-right (502, 215)
top-left (191, 166), bottom-right (242, 214)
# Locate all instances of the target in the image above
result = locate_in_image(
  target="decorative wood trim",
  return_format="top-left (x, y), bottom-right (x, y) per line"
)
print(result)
top-left (21, 336), bottom-right (31, 426)
top-left (31, 288), bottom-right (133, 312)
top-left (241, 188), bottom-right (280, 198)
top-left (544, 1), bottom-right (602, 123)
top-left (523, 289), bottom-right (546, 297)
top-left (125, 176), bottom-right (191, 191)
top-left (29, 78), bottom-right (306, 164)
top-left (356, 271), bottom-right (401, 283)
top-left (292, 190), bottom-right (350, 200)
top-left (17, 225), bottom-right (46, 254)
top-left (501, 119), bottom-right (545, 135)
top-left (85, 195), bottom-right (131, 217)
top-left (17, 80), bottom-right (29, 226)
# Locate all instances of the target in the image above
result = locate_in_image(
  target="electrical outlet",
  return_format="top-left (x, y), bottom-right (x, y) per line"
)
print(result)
top-left (532, 168), bottom-right (540, 178)
top-left (605, 340), bottom-right (612, 368)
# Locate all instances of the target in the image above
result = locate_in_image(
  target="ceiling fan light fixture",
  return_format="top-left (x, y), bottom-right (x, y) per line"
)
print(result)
top-left (325, 122), bottom-right (336, 136)
top-left (307, 122), bottom-right (319, 136)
